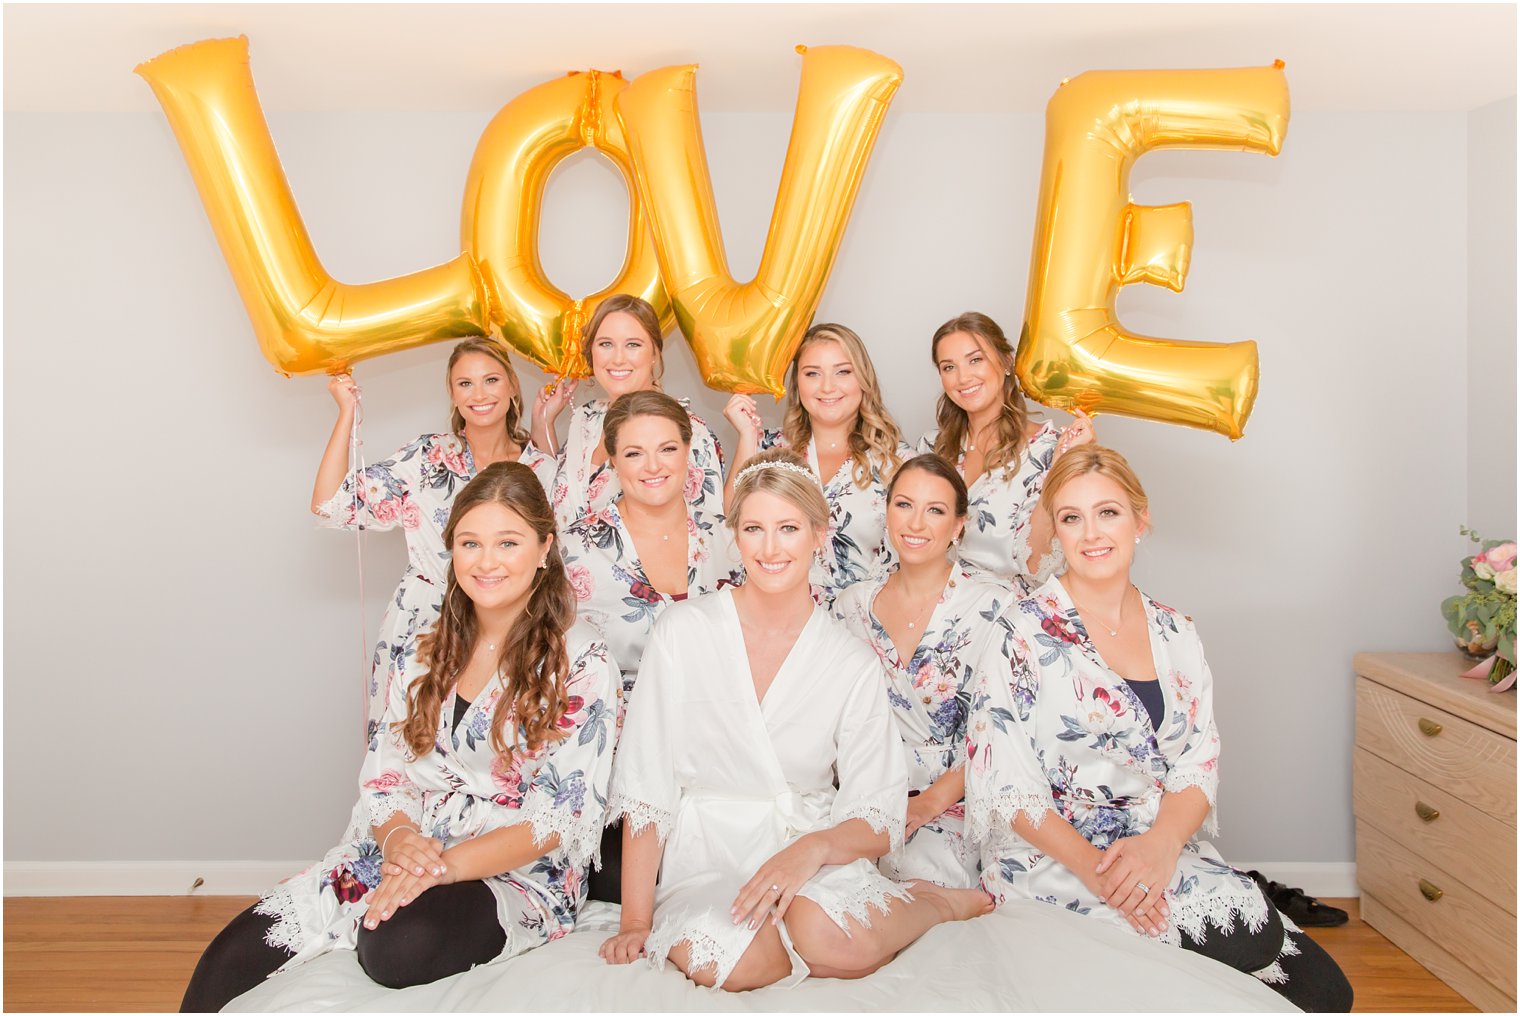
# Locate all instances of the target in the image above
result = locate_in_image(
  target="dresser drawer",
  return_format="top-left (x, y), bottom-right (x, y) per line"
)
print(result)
top-left (1357, 819), bottom-right (1517, 998)
top-left (1356, 678), bottom-right (1517, 823)
top-left (1354, 748), bottom-right (1516, 913)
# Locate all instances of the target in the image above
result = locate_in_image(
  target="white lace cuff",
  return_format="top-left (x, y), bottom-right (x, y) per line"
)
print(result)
top-left (366, 793), bottom-right (422, 831)
top-left (837, 802), bottom-right (906, 853)
top-left (1162, 768), bottom-right (1219, 836)
top-left (518, 782), bottom-right (602, 869)
top-left (965, 787), bottom-right (1054, 845)
top-left (605, 793), bottom-right (674, 845)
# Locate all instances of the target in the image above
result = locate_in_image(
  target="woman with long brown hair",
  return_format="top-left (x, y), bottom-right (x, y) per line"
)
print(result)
top-left (921, 312), bottom-right (1094, 593)
top-left (183, 463), bottom-right (619, 1011)
top-left (722, 323), bottom-right (910, 606)
top-left (530, 294), bottom-right (725, 534)
top-left (312, 338), bottom-right (558, 737)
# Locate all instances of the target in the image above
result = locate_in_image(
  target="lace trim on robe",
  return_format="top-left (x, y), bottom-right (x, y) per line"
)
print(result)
top-left (1161, 767), bottom-right (1219, 837)
top-left (519, 776), bottom-right (602, 869)
top-left (966, 787), bottom-right (1054, 846)
top-left (809, 877), bottom-right (915, 935)
top-left (837, 802), bottom-right (906, 853)
top-left (604, 793), bottom-right (674, 845)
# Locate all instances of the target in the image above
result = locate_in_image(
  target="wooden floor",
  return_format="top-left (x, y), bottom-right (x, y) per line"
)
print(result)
top-left (2, 896), bottom-right (1479, 1012)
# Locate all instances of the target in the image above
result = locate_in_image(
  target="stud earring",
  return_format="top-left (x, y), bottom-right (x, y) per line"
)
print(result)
top-left (1134, 536), bottom-right (1140, 545)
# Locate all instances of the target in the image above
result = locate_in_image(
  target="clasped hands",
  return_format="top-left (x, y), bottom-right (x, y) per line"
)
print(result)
top-left (1085, 830), bottom-right (1181, 938)
top-left (363, 828), bottom-right (453, 931)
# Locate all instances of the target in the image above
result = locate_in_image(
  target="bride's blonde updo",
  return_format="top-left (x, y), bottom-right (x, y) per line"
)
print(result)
top-left (727, 448), bottom-right (829, 535)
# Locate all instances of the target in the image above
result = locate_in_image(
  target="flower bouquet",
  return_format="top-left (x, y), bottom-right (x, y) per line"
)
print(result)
top-left (1441, 528), bottom-right (1516, 688)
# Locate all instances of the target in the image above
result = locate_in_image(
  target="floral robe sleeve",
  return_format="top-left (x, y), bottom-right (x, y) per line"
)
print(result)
top-left (553, 399), bottom-right (725, 533)
top-left (965, 577), bottom-right (1259, 947)
top-left (254, 622), bottom-right (619, 973)
top-left (917, 424), bottom-right (1064, 594)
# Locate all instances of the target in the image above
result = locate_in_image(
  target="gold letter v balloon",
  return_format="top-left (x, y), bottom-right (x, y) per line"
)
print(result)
top-left (617, 46), bottom-right (902, 396)
top-left (1018, 64), bottom-right (1290, 439)
top-left (134, 37), bottom-right (491, 376)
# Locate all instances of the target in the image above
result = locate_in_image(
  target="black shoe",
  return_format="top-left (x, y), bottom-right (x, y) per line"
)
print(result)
top-left (1246, 869), bottom-right (1349, 928)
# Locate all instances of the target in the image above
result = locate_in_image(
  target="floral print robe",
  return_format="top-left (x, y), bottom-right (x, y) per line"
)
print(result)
top-left (314, 433), bottom-right (557, 740)
top-left (560, 499), bottom-right (742, 704)
top-left (965, 577), bottom-right (1272, 948)
top-left (833, 564), bottom-right (1012, 888)
top-left (759, 429), bottom-right (912, 606)
top-left (551, 398), bottom-right (724, 534)
top-left (608, 589), bottom-right (911, 988)
top-left (253, 621), bottom-right (619, 973)
top-left (917, 422), bottom-right (1062, 594)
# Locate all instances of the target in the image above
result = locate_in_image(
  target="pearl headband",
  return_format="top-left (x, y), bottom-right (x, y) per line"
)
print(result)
top-left (734, 459), bottom-right (821, 489)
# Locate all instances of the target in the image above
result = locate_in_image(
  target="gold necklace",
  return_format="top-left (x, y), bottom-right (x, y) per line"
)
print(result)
top-left (1069, 591), bottom-right (1125, 637)
top-left (889, 574), bottom-right (947, 630)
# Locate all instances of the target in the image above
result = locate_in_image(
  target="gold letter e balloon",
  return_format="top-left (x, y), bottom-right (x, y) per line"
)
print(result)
top-left (1019, 64), bottom-right (1290, 439)
top-left (136, 37), bottom-right (901, 392)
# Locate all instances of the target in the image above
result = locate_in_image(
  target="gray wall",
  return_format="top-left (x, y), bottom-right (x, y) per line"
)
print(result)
top-left (1466, 96), bottom-right (1518, 540)
top-left (3, 100), bottom-right (1503, 866)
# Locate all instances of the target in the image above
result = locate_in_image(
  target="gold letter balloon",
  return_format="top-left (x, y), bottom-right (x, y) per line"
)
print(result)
top-left (135, 37), bottom-right (491, 376)
top-left (617, 46), bottom-right (902, 395)
top-left (461, 70), bottom-right (672, 378)
top-left (1018, 64), bottom-right (1291, 439)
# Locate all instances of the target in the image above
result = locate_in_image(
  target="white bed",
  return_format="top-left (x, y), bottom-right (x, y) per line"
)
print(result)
top-left (225, 900), bottom-right (1298, 1012)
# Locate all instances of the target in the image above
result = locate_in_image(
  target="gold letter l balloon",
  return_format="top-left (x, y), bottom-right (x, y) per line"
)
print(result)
top-left (617, 46), bottom-right (902, 396)
top-left (1019, 65), bottom-right (1290, 439)
top-left (135, 37), bottom-right (490, 376)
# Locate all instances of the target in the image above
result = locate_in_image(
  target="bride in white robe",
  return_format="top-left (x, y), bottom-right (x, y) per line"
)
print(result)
top-left (601, 449), bottom-right (992, 991)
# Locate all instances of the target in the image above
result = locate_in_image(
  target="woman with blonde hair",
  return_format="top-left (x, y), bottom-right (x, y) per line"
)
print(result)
top-left (312, 338), bottom-right (558, 736)
top-left (530, 294), bottom-right (725, 533)
top-left (723, 323), bottom-right (910, 606)
top-left (601, 448), bottom-right (990, 991)
top-left (965, 446), bottom-right (1352, 1011)
top-left (183, 463), bottom-right (619, 1011)
top-left (920, 312), bottom-right (1093, 593)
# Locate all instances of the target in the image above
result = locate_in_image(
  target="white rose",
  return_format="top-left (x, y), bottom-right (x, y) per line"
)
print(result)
top-left (1474, 559), bottom-right (1496, 581)
top-left (1497, 568), bottom-right (1516, 595)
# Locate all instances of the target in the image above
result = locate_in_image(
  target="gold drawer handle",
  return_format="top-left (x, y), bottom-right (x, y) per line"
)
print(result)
top-left (1414, 801), bottom-right (1440, 822)
top-left (1419, 879), bottom-right (1444, 902)
top-left (1418, 718), bottom-right (1443, 736)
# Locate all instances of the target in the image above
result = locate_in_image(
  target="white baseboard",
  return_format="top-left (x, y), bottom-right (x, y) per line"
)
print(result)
top-left (1231, 862), bottom-right (1358, 899)
top-left (5, 859), bottom-right (1360, 899)
top-left (4, 861), bottom-right (304, 897)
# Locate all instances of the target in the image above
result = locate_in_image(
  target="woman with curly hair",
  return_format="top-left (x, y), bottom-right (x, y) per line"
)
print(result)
top-left (723, 323), bottom-right (910, 607)
top-left (182, 463), bottom-right (619, 1011)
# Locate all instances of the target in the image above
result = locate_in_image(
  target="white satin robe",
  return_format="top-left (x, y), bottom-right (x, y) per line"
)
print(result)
top-left (608, 589), bottom-right (911, 988)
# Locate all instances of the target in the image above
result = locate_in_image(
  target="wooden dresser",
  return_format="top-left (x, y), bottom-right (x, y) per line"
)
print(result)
top-left (1353, 652), bottom-right (1517, 1011)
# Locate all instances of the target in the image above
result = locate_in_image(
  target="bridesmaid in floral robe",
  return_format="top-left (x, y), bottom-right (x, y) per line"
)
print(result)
top-left (560, 391), bottom-right (742, 706)
top-left (965, 446), bottom-right (1352, 1012)
top-left (183, 464), bottom-right (619, 1012)
top-left (917, 312), bottom-right (1093, 594)
top-left (834, 454), bottom-right (1012, 889)
top-left (530, 294), bottom-right (724, 534)
top-left (723, 323), bottom-right (910, 607)
top-left (311, 338), bottom-right (556, 741)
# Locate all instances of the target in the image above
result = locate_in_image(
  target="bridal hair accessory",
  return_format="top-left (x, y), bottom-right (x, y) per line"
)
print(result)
top-left (735, 459), bottom-right (821, 488)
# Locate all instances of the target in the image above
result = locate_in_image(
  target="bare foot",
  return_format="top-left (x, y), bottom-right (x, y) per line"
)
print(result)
top-left (904, 879), bottom-right (995, 922)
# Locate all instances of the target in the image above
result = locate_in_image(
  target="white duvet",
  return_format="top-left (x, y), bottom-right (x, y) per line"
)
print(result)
top-left (225, 900), bottom-right (1298, 1012)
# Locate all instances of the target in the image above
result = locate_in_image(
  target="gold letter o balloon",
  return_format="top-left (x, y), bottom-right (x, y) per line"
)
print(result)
top-left (462, 70), bottom-right (671, 378)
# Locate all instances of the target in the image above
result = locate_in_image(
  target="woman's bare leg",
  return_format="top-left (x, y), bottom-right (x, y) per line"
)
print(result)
top-left (785, 881), bottom-right (991, 979)
top-left (665, 921), bottom-right (793, 992)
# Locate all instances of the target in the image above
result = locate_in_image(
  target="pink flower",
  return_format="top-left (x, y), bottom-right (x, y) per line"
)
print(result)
top-left (684, 465), bottom-right (703, 502)
top-left (1486, 542), bottom-right (1517, 573)
top-left (439, 440), bottom-right (469, 476)
top-left (363, 769), bottom-right (407, 792)
top-left (400, 498), bottom-right (423, 530)
top-left (587, 470), bottom-right (612, 504)
top-left (371, 497), bottom-right (400, 525)
top-left (568, 564), bottom-right (594, 602)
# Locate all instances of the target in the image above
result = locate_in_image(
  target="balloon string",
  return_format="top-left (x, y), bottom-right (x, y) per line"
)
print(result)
top-left (349, 389), bottom-right (368, 745)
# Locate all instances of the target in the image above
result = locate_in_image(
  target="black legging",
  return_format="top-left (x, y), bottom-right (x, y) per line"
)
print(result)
top-left (1179, 885), bottom-right (1353, 1013)
top-left (180, 880), bottom-right (506, 1012)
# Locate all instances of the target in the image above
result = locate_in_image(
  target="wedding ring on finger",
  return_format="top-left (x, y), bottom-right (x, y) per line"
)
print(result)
top-left (1136, 881), bottom-right (1151, 895)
